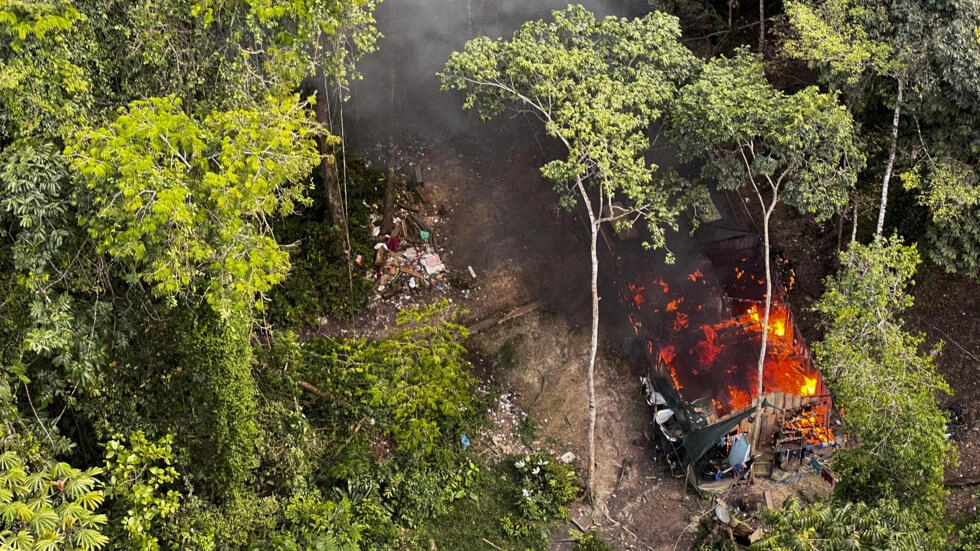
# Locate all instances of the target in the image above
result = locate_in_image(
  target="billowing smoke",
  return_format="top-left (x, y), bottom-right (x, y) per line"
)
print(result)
top-left (347, 0), bottom-right (652, 147)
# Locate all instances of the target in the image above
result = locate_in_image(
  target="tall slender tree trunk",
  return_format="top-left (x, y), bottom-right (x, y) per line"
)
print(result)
top-left (852, 203), bottom-right (859, 244)
top-left (587, 217), bottom-right (599, 501)
top-left (571, 175), bottom-right (600, 503)
top-left (312, 86), bottom-right (350, 253)
top-left (759, 0), bottom-right (765, 52)
top-left (876, 79), bottom-right (903, 238)
top-left (751, 198), bottom-right (776, 455)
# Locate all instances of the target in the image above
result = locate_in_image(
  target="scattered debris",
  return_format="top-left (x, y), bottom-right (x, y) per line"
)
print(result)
top-left (421, 253), bottom-right (445, 274)
top-left (700, 497), bottom-right (765, 549)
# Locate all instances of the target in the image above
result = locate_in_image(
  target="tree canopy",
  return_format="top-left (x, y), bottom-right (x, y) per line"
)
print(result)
top-left (441, 5), bottom-right (702, 252)
top-left (785, 0), bottom-right (980, 277)
top-left (813, 237), bottom-right (952, 516)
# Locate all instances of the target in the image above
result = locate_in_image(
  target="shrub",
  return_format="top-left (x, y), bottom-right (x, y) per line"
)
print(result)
top-left (501, 452), bottom-right (579, 539)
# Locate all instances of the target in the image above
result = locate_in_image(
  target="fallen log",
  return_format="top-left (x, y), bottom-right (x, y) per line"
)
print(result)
top-left (467, 300), bottom-right (544, 334)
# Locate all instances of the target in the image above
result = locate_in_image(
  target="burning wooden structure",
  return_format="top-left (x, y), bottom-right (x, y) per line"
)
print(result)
top-left (626, 234), bottom-right (836, 489)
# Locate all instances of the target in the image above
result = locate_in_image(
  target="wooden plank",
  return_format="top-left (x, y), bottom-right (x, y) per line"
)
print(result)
top-left (398, 266), bottom-right (425, 279)
top-left (415, 185), bottom-right (434, 204)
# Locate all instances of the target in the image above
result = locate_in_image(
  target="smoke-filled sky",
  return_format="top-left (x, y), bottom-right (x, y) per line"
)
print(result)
top-left (347, 0), bottom-right (652, 146)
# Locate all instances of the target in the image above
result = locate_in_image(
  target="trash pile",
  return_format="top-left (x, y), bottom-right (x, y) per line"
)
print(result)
top-left (364, 183), bottom-right (475, 311)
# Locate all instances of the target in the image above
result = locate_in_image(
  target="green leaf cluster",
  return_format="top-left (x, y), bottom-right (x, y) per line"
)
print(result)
top-left (0, 451), bottom-right (109, 551)
top-left (440, 6), bottom-right (704, 251)
top-left (67, 95), bottom-right (320, 318)
top-left (668, 49), bottom-right (862, 222)
top-left (813, 237), bottom-right (953, 517)
top-left (301, 301), bottom-right (479, 457)
top-left (501, 452), bottom-right (578, 540)
top-left (752, 496), bottom-right (943, 551)
top-left (102, 432), bottom-right (181, 551)
top-left (0, 0), bottom-right (91, 140)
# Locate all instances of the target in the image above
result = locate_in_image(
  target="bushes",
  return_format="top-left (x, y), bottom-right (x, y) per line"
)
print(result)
top-left (299, 301), bottom-right (481, 458)
top-left (813, 238), bottom-right (953, 517)
top-left (82, 302), bottom-right (576, 549)
top-left (267, 159), bottom-right (381, 327)
top-left (425, 456), bottom-right (580, 551)
top-left (501, 452), bottom-right (579, 540)
top-left (573, 529), bottom-right (618, 551)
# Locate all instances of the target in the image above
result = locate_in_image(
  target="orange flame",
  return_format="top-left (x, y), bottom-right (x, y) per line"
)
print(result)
top-left (628, 313), bottom-right (642, 336)
top-left (656, 277), bottom-right (669, 294)
top-left (688, 269), bottom-right (703, 282)
top-left (693, 325), bottom-right (721, 365)
top-left (782, 408), bottom-right (835, 445)
top-left (800, 376), bottom-right (817, 397)
top-left (628, 283), bottom-right (645, 308)
top-left (728, 386), bottom-right (752, 410)
top-left (666, 297), bottom-right (684, 312)
top-left (771, 316), bottom-right (786, 337)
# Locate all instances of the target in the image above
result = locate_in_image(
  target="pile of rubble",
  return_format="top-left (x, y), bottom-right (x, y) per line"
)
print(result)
top-left (364, 180), bottom-right (475, 311)
top-left (480, 390), bottom-right (532, 462)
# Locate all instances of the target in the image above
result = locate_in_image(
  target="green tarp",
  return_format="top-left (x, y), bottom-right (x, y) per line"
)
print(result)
top-left (681, 408), bottom-right (755, 466)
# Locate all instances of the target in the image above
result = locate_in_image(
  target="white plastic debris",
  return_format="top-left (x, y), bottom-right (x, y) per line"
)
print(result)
top-left (421, 253), bottom-right (445, 274)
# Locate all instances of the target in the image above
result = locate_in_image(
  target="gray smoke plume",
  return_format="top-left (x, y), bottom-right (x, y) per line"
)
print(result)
top-left (346, 1), bottom-right (652, 148)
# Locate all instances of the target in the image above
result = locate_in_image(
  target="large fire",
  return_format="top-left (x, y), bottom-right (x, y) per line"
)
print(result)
top-left (745, 304), bottom-right (787, 337)
top-left (628, 256), bottom-right (830, 419)
top-left (727, 385), bottom-right (752, 410)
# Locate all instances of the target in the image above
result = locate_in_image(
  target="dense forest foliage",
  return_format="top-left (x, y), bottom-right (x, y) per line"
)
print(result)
top-left (0, 0), bottom-right (979, 549)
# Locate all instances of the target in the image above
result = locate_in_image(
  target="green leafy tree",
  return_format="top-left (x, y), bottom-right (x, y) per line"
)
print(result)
top-left (441, 5), bottom-right (702, 497)
top-left (784, 0), bottom-right (920, 240)
top-left (0, 142), bottom-right (110, 405)
top-left (667, 49), bottom-right (862, 450)
top-left (0, 0), bottom-right (92, 142)
top-left (177, 309), bottom-right (259, 499)
top-left (813, 237), bottom-right (952, 516)
top-left (752, 496), bottom-right (943, 551)
top-left (785, 0), bottom-right (980, 278)
top-left (901, 158), bottom-right (980, 277)
top-left (67, 95), bottom-right (320, 317)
